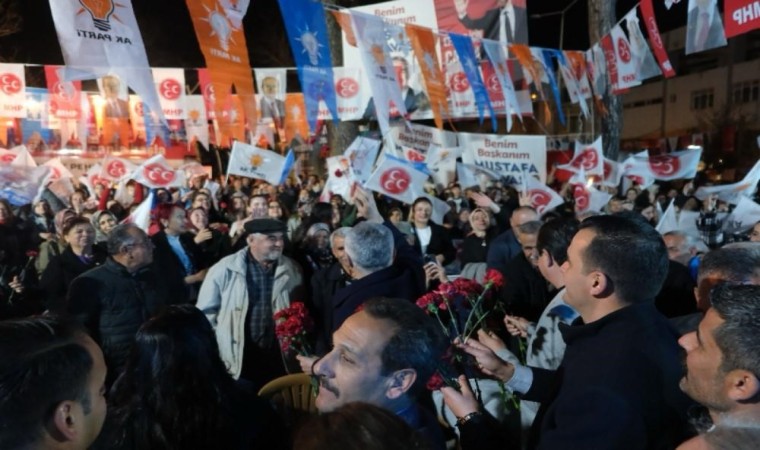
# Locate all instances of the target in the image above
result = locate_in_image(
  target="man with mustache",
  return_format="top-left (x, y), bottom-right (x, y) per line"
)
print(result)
top-left (307, 297), bottom-right (448, 450)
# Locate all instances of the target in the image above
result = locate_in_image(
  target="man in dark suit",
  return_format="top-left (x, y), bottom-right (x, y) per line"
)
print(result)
top-left (258, 76), bottom-right (286, 124)
top-left (685, 0), bottom-right (727, 54)
top-left (455, 0), bottom-right (529, 45)
top-left (445, 216), bottom-right (694, 449)
top-left (101, 74), bottom-right (130, 119)
top-left (362, 57), bottom-right (430, 121)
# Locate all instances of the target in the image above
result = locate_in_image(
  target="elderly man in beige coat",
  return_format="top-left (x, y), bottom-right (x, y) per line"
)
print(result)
top-left (197, 218), bottom-right (303, 388)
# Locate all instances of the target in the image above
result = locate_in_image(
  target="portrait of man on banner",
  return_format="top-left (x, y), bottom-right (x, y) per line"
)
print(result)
top-left (362, 55), bottom-right (430, 121)
top-left (258, 75), bottom-right (286, 125)
top-left (453, 0), bottom-right (529, 45)
top-left (98, 74), bottom-right (132, 149)
top-left (685, 0), bottom-right (727, 54)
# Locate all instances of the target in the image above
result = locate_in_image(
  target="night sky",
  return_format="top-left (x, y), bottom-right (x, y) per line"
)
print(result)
top-left (0, 0), bottom-right (692, 85)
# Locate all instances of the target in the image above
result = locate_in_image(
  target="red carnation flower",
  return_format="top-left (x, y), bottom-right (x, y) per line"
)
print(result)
top-left (426, 372), bottom-right (445, 391)
top-left (484, 269), bottom-right (505, 289)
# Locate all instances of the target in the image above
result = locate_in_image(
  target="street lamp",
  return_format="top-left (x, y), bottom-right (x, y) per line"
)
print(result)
top-left (529, 0), bottom-right (581, 50)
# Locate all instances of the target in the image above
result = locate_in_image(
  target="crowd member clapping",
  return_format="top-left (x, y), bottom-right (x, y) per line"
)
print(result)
top-left (409, 197), bottom-right (455, 266)
top-left (188, 206), bottom-right (231, 266)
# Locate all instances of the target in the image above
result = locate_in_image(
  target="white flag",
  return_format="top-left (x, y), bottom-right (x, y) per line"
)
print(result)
top-left (0, 165), bottom-right (50, 206)
top-left (185, 95), bottom-right (209, 152)
top-left (524, 176), bottom-right (566, 216)
top-left (695, 159), bottom-right (760, 204)
top-left (482, 39), bottom-right (521, 131)
top-left (724, 197), bottom-right (760, 233)
top-left (423, 193), bottom-right (451, 225)
top-left (124, 192), bottom-right (154, 233)
top-left (656, 199), bottom-right (679, 234)
top-left (48, 0), bottom-right (165, 124)
top-left (569, 169), bottom-right (611, 213)
top-left (609, 22), bottom-right (641, 92)
top-left (129, 154), bottom-right (184, 189)
top-left (0, 63), bottom-right (26, 118)
top-left (344, 136), bottom-right (381, 185)
top-left (101, 155), bottom-right (137, 181)
top-left (558, 137), bottom-right (604, 178)
top-left (624, 9), bottom-right (661, 82)
top-left (10, 146), bottom-right (37, 168)
top-left (42, 157), bottom-right (75, 184)
top-left (351, 10), bottom-right (408, 134)
top-left (152, 68), bottom-right (186, 120)
top-left (365, 154), bottom-right (428, 205)
top-left (227, 141), bottom-right (286, 185)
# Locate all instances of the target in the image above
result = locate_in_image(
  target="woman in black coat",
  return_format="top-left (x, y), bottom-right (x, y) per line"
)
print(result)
top-left (150, 203), bottom-right (208, 304)
top-left (409, 197), bottom-right (456, 265)
top-left (40, 216), bottom-right (106, 313)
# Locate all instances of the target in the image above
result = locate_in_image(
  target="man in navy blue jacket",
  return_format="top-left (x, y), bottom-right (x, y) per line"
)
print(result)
top-left (444, 215), bottom-right (694, 449)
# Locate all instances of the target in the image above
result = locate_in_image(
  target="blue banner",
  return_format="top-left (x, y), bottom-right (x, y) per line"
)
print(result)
top-left (277, 0), bottom-right (340, 133)
top-left (541, 49), bottom-right (566, 126)
top-left (449, 33), bottom-right (497, 132)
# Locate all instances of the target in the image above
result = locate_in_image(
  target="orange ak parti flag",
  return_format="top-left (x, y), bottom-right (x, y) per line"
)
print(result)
top-left (185, 0), bottom-right (257, 145)
top-left (405, 23), bottom-right (449, 130)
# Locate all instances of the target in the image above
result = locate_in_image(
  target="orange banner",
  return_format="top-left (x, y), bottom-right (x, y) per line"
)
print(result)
top-left (509, 44), bottom-right (551, 126)
top-left (405, 23), bottom-right (449, 130)
top-left (185, 0), bottom-right (256, 146)
top-left (284, 94), bottom-right (310, 143)
top-left (332, 11), bottom-right (357, 47)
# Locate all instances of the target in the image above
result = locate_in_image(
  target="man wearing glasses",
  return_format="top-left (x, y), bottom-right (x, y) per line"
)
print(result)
top-left (197, 218), bottom-right (304, 389)
top-left (68, 223), bottom-right (166, 385)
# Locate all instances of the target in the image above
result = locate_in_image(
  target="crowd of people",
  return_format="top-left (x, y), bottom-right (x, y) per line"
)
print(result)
top-left (1, 165), bottom-right (760, 449)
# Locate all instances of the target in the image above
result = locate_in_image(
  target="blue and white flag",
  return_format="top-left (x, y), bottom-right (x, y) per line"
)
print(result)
top-left (449, 33), bottom-right (496, 131)
top-left (227, 141), bottom-right (287, 185)
top-left (277, 0), bottom-right (339, 132)
top-left (279, 149), bottom-right (295, 185)
top-left (351, 10), bottom-right (408, 136)
top-left (482, 39), bottom-right (521, 132)
top-left (539, 48), bottom-right (566, 126)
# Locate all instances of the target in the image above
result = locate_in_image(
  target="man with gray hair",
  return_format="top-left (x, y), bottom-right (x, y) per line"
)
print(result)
top-left (330, 188), bottom-right (426, 334)
top-left (67, 223), bottom-right (166, 383)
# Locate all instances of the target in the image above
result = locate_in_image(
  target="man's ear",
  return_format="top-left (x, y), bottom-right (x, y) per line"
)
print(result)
top-left (726, 370), bottom-right (760, 402)
top-left (51, 401), bottom-right (80, 441)
top-left (590, 271), bottom-right (612, 297)
top-left (385, 369), bottom-right (417, 400)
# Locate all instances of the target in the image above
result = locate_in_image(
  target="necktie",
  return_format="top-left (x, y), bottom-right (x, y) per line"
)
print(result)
top-left (696, 12), bottom-right (710, 51)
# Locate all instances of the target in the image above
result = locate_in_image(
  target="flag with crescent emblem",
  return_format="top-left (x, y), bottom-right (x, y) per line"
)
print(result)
top-left (10, 146), bottom-right (37, 168)
top-left (364, 154), bottom-right (428, 205)
top-left (523, 176), bottom-right (566, 216)
top-left (557, 136), bottom-right (604, 178)
top-left (569, 169), bottom-right (612, 213)
top-left (129, 154), bottom-right (184, 189)
top-left (101, 155), bottom-right (137, 181)
top-left (42, 158), bottom-right (74, 185)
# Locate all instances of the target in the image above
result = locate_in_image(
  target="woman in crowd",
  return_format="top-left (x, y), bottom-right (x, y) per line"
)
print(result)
top-left (188, 206), bottom-right (231, 266)
top-left (69, 189), bottom-right (88, 215)
top-left (287, 200), bottom-right (310, 241)
top-left (459, 207), bottom-right (498, 267)
top-left (27, 199), bottom-right (55, 246)
top-left (292, 202), bottom-right (333, 246)
top-left (98, 305), bottom-right (285, 450)
top-left (267, 199), bottom-right (289, 222)
top-left (34, 208), bottom-right (77, 278)
top-left (91, 210), bottom-right (118, 246)
top-left (409, 197), bottom-right (455, 266)
top-left (0, 199), bottom-right (36, 314)
top-left (40, 216), bottom-right (106, 313)
top-left (150, 203), bottom-right (207, 304)
top-left (296, 222), bottom-right (334, 286)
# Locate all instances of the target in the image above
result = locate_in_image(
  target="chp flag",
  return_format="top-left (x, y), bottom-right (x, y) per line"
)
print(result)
top-left (227, 141), bottom-right (287, 186)
top-left (364, 154), bottom-right (429, 205)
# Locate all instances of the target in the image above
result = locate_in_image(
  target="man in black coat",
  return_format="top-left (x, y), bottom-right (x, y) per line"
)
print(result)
top-left (68, 224), bottom-right (166, 385)
top-left (445, 215), bottom-right (694, 449)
